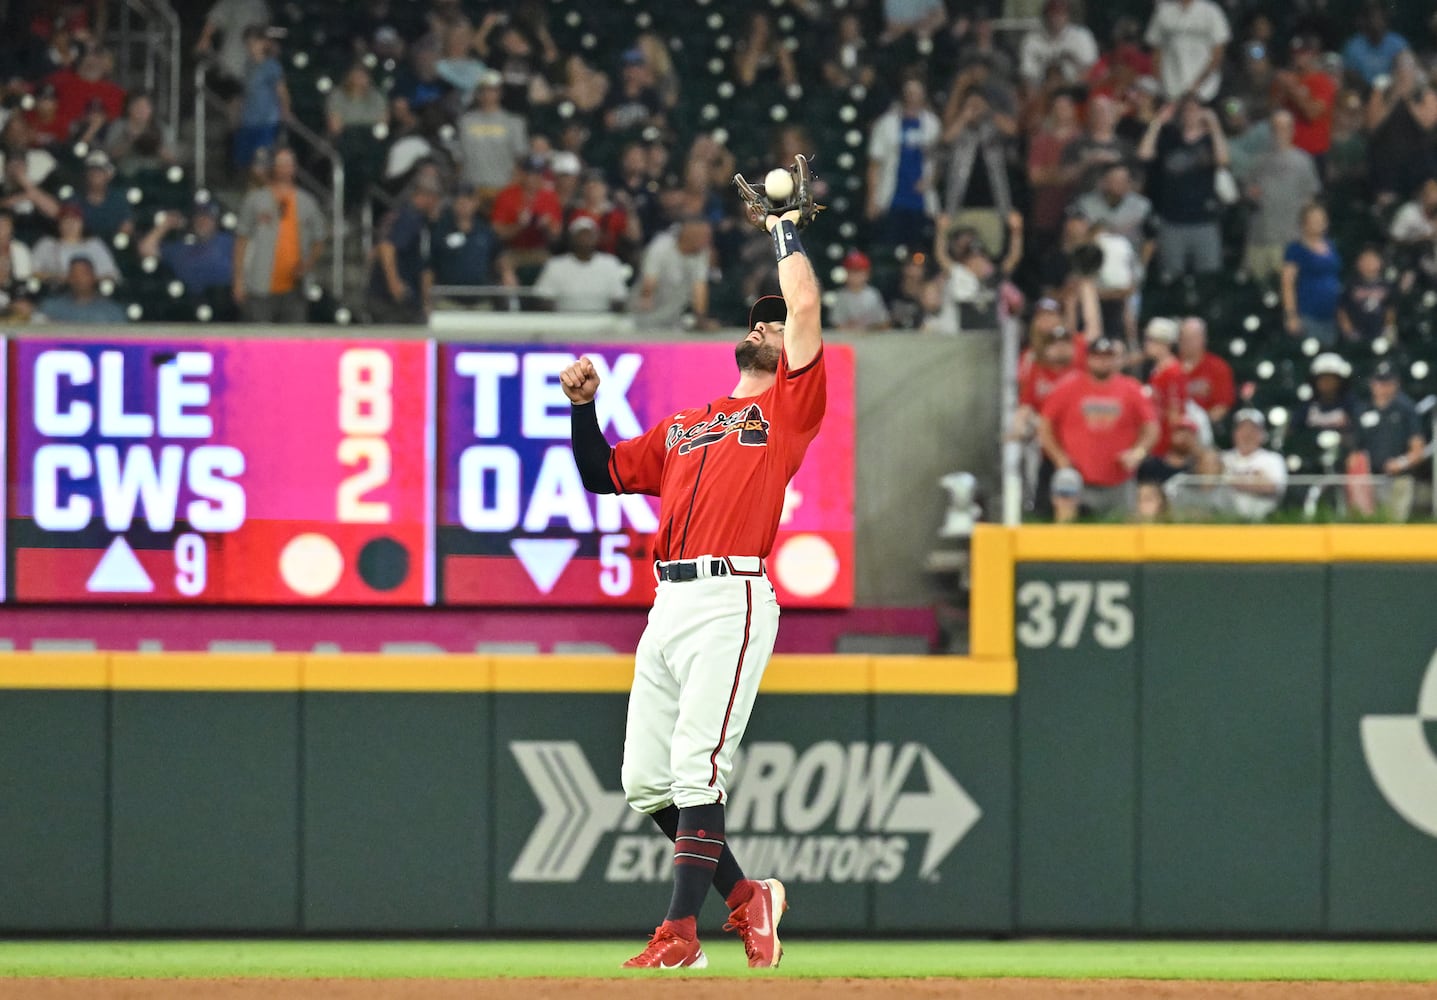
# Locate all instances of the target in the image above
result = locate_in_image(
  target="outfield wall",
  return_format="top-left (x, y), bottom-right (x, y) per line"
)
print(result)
top-left (3, 526), bottom-right (1437, 935)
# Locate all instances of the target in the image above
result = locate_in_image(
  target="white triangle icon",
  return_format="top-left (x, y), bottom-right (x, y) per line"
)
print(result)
top-left (86, 537), bottom-right (155, 593)
top-left (510, 538), bottom-right (579, 594)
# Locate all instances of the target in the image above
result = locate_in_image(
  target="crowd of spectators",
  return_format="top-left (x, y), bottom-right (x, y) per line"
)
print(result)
top-left (3, 1), bottom-right (1437, 520)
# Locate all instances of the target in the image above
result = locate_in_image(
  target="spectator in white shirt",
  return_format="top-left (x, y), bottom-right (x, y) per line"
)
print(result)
top-left (1221, 408), bottom-right (1288, 520)
top-left (532, 217), bottom-right (629, 313)
top-left (1019, 0), bottom-right (1099, 86)
top-left (830, 250), bottom-right (891, 331)
top-left (1145, 0), bottom-right (1232, 102)
top-left (1389, 178), bottom-right (1437, 280)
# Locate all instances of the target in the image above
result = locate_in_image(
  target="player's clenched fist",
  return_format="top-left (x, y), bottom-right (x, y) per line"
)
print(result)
top-left (560, 356), bottom-right (601, 404)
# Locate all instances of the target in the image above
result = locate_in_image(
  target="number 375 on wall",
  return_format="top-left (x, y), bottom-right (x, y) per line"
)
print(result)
top-left (1016, 580), bottom-right (1135, 650)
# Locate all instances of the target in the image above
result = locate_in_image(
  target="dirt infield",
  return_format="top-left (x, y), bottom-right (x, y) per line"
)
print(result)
top-left (5, 979), bottom-right (1434, 999)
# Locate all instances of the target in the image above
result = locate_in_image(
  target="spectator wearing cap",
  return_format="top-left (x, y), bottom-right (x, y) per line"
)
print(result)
top-left (602, 48), bottom-right (665, 135)
top-left (1337, 246), bottom-right (1396, 345)
top-left (1296, 352), bottom-right (1357, 449)
top-left (1138, 95), bottom-right (1229, 277)
top-left (1177, 315), bottom-right (1234, 427)
top-left (1219, 409), bottom-right (1287, 521)
top-left (1019, 0), bottom-right (1098, 87)
top-left (73, 151), bottom-right (131, 241)
top-left (32, 202), bottom-right (118, 283)
top-left (456, 70), bottom-right (528, 197)
top-left (140, 202), bottom-right (236, 300)
top-left (1241, 110), bottom-right (1321, 279)
top-left (1342, 4), bottom-right (1408, 88)
top-left (37, 255), bottom-right (126, 324)
top-left (532, 216), bottom-right (628, 313)
top-left (1144, 0), bottom-right (1231, 103)
top-left (930, 210), bottom-right (1023, 334)
top-left (431, 184), bottom-right (516, 295)
top-left (1275, 36), bottom-right (1337, 167)
top-left (233, 26), bottom-right (288, 170)
top-left (1350, 361), bottom-right (1424, 521)
top-left (631, 217), bottom-right (713, 331)
top-left (830, 251), bottom-right (891, 332)
top-left (1038, 336), bottom-right (1159, 522)
top-left (866, 78), bottom-right (942, 249)
top-left (233, 148), bottom-right (325, 322)
top-left (1144, 317), bottom-right (1190, 459)
top-left (1282, 202), bottom-right (1342, 347)
top-left (491, 154), bottom-right (564, 274)
top-left (1013, 310), bottom-right (1083, 443)
top-left (368, 175), bottom-right (443, 325)
top-left (550, 152), bottom-right (584, 212)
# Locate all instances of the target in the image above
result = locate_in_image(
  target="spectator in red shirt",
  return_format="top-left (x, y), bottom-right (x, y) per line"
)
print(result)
top-left (46, 48), bottom-right (125, 138)
top-left (1275, 35), bottom-right (1336, 166)
top-left (1038, 336), bottom-right (1159, 522)
top-left (568, 170), bottom-right (642, 264)
top-left (1143, 316), bottom-right (1189, 457)
top-left (1086, 17), bottom-right (1154, 103)
top-left (1014, 322), bottom-right (1083, 437)
top-left (1177, 315), bottom-right (1235, 426)
top-left (491, 153), bottom-right (564, 273)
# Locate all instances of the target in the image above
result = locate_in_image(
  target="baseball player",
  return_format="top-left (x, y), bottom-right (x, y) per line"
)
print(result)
top-left (560, 156), bottom-right (826, 970)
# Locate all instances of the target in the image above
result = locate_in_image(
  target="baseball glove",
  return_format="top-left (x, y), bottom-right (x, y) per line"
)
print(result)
top-left (733, 154), bottom-right (826, 231)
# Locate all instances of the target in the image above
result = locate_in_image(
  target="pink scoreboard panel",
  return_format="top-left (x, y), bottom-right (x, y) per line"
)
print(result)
top-left (5, 338), bottom-right (854, 608)
top-left (435, 343), bottom-right (855, 609)
top-left (7, 338), bottom-right (433, 604)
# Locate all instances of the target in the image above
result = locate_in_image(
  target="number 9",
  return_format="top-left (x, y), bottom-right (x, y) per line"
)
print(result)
top-left (175, 533), bottom-right (207, 597)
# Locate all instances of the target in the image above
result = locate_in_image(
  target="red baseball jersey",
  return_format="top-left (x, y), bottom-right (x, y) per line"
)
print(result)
top-left (609, 349), bottom-right (827, 561)
top-left (1019, 343), bottom-right (1087, 408)
top-left (1183, 352), bottom-right (1235, 414)
top-left (1147, 357), bottom-right (1189, 457)
top-left (1041, 370), bottom-right (1157, 487)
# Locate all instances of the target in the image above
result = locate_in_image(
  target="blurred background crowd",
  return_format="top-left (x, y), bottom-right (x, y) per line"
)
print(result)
top-left (1, 0), bottom-right (1437, 520)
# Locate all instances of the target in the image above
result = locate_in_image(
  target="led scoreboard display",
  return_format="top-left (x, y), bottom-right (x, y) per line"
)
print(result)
top-left (7, 338), bottom-right (432, 605)
top-left (437, 343), bottom-right (855, 608)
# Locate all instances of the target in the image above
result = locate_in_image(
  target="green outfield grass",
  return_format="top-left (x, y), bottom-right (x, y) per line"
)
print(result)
top-left (0, 940), bottom-right (1435, 981)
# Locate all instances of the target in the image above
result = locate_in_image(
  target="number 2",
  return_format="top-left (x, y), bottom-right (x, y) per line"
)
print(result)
top-left (337, 438), bottom-right (392, 523)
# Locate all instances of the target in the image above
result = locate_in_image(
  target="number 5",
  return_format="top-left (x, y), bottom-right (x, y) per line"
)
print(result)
top-left (1093, 581), bottom-right (1134, 649)
top-left (599, 535), bottom-right (631, 597)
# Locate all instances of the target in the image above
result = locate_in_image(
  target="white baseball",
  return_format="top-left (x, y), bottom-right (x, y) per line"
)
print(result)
top-left (765, 168), bottom-right (794, 201)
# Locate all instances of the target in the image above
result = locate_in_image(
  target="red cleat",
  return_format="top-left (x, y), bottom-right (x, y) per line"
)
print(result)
top-left (724, 878), bottom-right (788, 968)
top-left (621, 919), bottom-right (708, 970)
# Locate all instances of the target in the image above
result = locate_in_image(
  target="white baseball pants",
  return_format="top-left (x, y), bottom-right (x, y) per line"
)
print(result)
top-left (621, 565), bottom-right (780, 812)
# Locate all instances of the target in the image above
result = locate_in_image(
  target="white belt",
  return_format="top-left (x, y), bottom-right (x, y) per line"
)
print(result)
top-left (653, 555), bottom-right (766, 583)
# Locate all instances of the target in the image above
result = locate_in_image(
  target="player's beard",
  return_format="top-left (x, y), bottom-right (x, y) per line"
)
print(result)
top-left (735, 339), bottom-right (780, 374)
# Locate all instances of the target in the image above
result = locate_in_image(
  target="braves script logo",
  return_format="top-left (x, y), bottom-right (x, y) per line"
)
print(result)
top-left (508, 740), bottom-right (981, 884)
top-left (666, 404), bottom-right (770, 456)
top-left (1362, 649), bottom-right (1437, 838)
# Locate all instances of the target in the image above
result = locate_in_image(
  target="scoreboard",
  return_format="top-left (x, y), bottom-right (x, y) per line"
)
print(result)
top-left (4, 337), bottom-right (853, 608)
top-left (8, 339), bottom-right (432, 604)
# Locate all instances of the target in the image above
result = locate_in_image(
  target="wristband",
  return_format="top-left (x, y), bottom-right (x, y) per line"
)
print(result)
top-left (770, 219), bottom-right (805, 262)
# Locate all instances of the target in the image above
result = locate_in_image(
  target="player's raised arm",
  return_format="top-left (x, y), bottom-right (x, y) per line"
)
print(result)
top-left (736, 155), bottom-right (825, 370)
